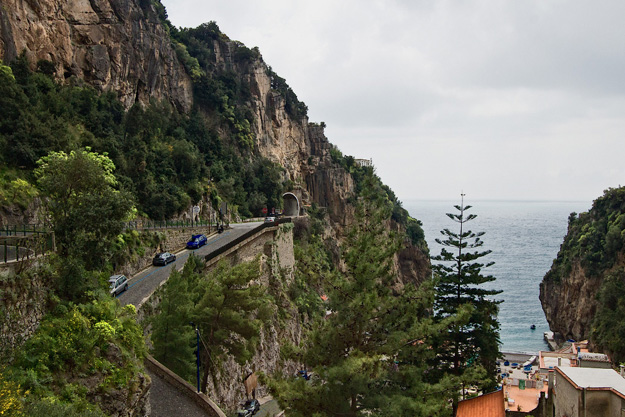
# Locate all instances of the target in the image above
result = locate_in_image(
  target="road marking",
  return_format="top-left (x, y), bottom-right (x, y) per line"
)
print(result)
top-left (117, 230), bottom-right (234, 299)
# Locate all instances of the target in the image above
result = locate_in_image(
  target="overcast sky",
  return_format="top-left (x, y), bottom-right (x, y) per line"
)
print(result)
top-left (161, 0), bottom-right (625, 203)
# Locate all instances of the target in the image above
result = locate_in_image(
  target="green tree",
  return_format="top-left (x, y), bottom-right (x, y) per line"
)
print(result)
top-left (151, 256), bottom-right (273, 390)
top-left (150, 259), bottom-right (198, 382)
top-left (270, 173), bottom-right (454, 417)
top-left (35, 149), bottom-right (134, 295)
top-left (431, 195), bottom-right (501, 399)
top-left (192, 258), bottom-right (273, 391)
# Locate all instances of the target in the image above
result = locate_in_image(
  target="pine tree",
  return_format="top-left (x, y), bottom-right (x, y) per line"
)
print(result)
top-left (270, 172), bottom-right (455, 417)
top-left (431, 194), bottom-right (502, 397)
top-left (150, 255), bottom-right (273, 390)
top-left (150, 262), bottom-right (196, 382)
top-left (191, 257), bottom-right (273, 391)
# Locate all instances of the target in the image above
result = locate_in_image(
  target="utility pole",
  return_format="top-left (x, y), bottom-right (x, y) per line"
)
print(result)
top-left (190, 322), bottom-right (200, 393)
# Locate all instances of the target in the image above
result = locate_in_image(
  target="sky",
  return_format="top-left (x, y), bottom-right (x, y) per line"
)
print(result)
top-left (160, 0), bottom-right (625, 203)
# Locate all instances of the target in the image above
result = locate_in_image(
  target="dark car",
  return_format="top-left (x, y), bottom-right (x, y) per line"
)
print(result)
top-left (237, 399), bottom-right (260, 417)
top-left (109, 274), bottom-right (128, 296)
top-left (186, 234), bottom-right (208, 249)
top-left (153, 252), bottom-right (176, 266)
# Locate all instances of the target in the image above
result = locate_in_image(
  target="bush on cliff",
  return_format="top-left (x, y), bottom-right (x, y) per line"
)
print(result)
top-left (4, 292), bottom-right (145, 416)
top-left (0, 58), bottom-right (287, 221)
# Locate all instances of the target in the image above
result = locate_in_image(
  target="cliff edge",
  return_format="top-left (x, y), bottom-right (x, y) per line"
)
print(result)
top-left (540, 187), bottom-right (625, 358)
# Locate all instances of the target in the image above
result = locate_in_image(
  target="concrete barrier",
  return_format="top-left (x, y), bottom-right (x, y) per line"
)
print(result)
top-left (145, 354), bottom-right (227, 417)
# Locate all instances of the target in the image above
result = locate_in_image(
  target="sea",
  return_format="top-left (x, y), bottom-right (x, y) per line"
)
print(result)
top-left (405, 200), bottom-right (591, 354)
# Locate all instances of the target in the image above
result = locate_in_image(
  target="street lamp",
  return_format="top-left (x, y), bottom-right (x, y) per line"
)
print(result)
top-left (190, 322), bottom-right (200, 393)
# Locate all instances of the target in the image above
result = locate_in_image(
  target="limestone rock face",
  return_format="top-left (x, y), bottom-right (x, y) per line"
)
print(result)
top-left (224, 47), bottom-right (427, 284)
top-left (540, 260), bottom-right (602, 342)
top-left (0, 0), bottom-right (192, 111)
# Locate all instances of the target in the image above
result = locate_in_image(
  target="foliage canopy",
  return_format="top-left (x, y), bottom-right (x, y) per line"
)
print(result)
top-left (431, 198), bottom-right (501, 398)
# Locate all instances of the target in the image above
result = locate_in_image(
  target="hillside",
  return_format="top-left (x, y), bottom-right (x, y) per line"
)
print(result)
top-left (0, 0), bottom-right (434, 413)
top-left (0, 0), bottom-right (428, 281)
top-left (540, 187), bottom-right (625, 362)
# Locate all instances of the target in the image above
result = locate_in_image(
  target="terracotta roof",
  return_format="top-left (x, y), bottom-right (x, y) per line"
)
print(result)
top-left (457, 390), bottom-right (505, 417)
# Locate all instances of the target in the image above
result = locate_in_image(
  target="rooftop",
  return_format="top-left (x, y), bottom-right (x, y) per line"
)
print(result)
top-left (578, 352), bottom-right (610, 363)
top-left (539, 351), bottom-right (577, 370)
top-left (457, 389), bottom-right (505, 417)
top-left (557, 367), bottom-right (625, 397)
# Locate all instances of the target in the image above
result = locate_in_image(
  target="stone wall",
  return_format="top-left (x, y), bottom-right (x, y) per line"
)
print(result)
top-left (0, 262), bottom-right (52, 358)
top-left (145, 354), bottom-right (226, 417)
top-left (116, 226), bottom-right (215, 278)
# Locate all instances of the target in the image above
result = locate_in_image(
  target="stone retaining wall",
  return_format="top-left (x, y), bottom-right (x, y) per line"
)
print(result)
top-left (117, 226), bottom-right (215, 278)
top-left (0, 263), bottom-right (51, 358)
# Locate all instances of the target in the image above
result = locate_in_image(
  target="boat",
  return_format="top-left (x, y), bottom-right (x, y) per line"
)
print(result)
top-left (530, 324), bottom-right (536, 330)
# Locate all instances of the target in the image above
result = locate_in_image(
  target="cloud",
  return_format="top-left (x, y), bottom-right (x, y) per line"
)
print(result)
top-left (161, 0), bottom-right (625, 201)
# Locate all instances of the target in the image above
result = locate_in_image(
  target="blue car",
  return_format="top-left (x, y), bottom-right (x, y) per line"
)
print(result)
top-left (186, 234), bottom-right (207, 249)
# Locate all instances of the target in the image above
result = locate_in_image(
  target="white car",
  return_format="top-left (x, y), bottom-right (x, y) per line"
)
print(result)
top-left (264, 216), bottom-right (276, 223)
top-left (109, 274), bottom-right (128, 296)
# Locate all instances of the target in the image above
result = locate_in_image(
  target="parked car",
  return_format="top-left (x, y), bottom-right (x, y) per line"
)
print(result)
top-left (109, 274), bottom-right (128, 296)
top-left (237, 399), bottom-right (260, 417)
top-left (153, 252), bottom-right (176, 266)
top-left (186, 234), bottom-right (207, 249)
top-left (264, 216), bottom-right (276, 223)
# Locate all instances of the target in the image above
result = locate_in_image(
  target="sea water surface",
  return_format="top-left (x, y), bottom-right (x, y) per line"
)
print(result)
top-left (405, 200), bottom-right (591, 354)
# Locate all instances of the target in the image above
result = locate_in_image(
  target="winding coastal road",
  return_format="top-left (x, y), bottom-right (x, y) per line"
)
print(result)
top-left (117, 221), bottom-right (263, 308)
top-left (116, 221), bottom-right (269, 417)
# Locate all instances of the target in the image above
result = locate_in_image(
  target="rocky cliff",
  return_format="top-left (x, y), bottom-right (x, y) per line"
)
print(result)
top-left (0, 0), bottom-right (192, 111)
top-left (0, 0), bottom-right (430, 410)
top-left (540, 260), bottom-right (602, 342)
top-left (540, 187), bottom-right (625, 352)
top-left (195, 29), bottom-right (428, 284)
top-left (0, 0), bottom-right (428, 284)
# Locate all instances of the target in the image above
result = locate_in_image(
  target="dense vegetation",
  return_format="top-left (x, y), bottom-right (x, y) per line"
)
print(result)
top-left (150, 255), bottom-right (274, 389)
top-left (0, 57), bottom-right (286, 220)
top-left (329, 146), bottom-right (426, 249)
top-left (0, 147), bottom-right (147, 415)
top-left (265, 175), bottom-right (484, 417)
top-left (545, 187), bottom-right (625, 362)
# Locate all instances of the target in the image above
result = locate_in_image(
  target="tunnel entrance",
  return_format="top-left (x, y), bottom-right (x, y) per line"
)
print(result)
top-left (283, 192), bottom-right (300, 217)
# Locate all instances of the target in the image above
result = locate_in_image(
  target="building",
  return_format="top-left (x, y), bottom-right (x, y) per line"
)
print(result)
top-left (553, 367), bottom-right (625, 417)
top-left (354, 158), bottom-right (373, 168)
top-left (539, 341), bottom-right (612, 374)
top-left (456, 389), bottom-right (505, 417)
top-left (577, 352), bottom-right (612, 369)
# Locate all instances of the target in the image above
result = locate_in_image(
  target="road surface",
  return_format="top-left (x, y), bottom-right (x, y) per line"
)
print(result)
top-left (117, 222), bottom-right (262, 308)
top-left (148, 369), bottom-right (211, 417)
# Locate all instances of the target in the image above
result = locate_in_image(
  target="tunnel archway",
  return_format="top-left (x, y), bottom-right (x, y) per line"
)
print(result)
top-left (282, 192), bottom-right (300, 217)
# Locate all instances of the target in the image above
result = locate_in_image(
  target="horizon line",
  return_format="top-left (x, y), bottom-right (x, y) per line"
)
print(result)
top-left (402, 198), bottom-right (591, 203)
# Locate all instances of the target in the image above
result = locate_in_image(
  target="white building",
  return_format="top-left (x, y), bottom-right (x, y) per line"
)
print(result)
top-left (553, 367), bottom-right (625, 417)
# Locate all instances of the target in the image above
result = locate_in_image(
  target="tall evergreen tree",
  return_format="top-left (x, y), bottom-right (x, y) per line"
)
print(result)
top-left (270, 172), bottom-right (455, 417)
top-left (431, 195), bottom-right (502, 397)
top-left (150, 259), bottom-right (198, 382)
top-left (150, 255), bottom-right (273, 391)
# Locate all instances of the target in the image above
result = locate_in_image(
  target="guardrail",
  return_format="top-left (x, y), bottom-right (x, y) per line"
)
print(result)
top-left (205, 218), bottom-right (292, 264)
top-left (0, 224), bottom-right (49, 236)
top-left (124, 219), bottom-right (218, 231)
top-left (0, 232), bottom-right (55, 264)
